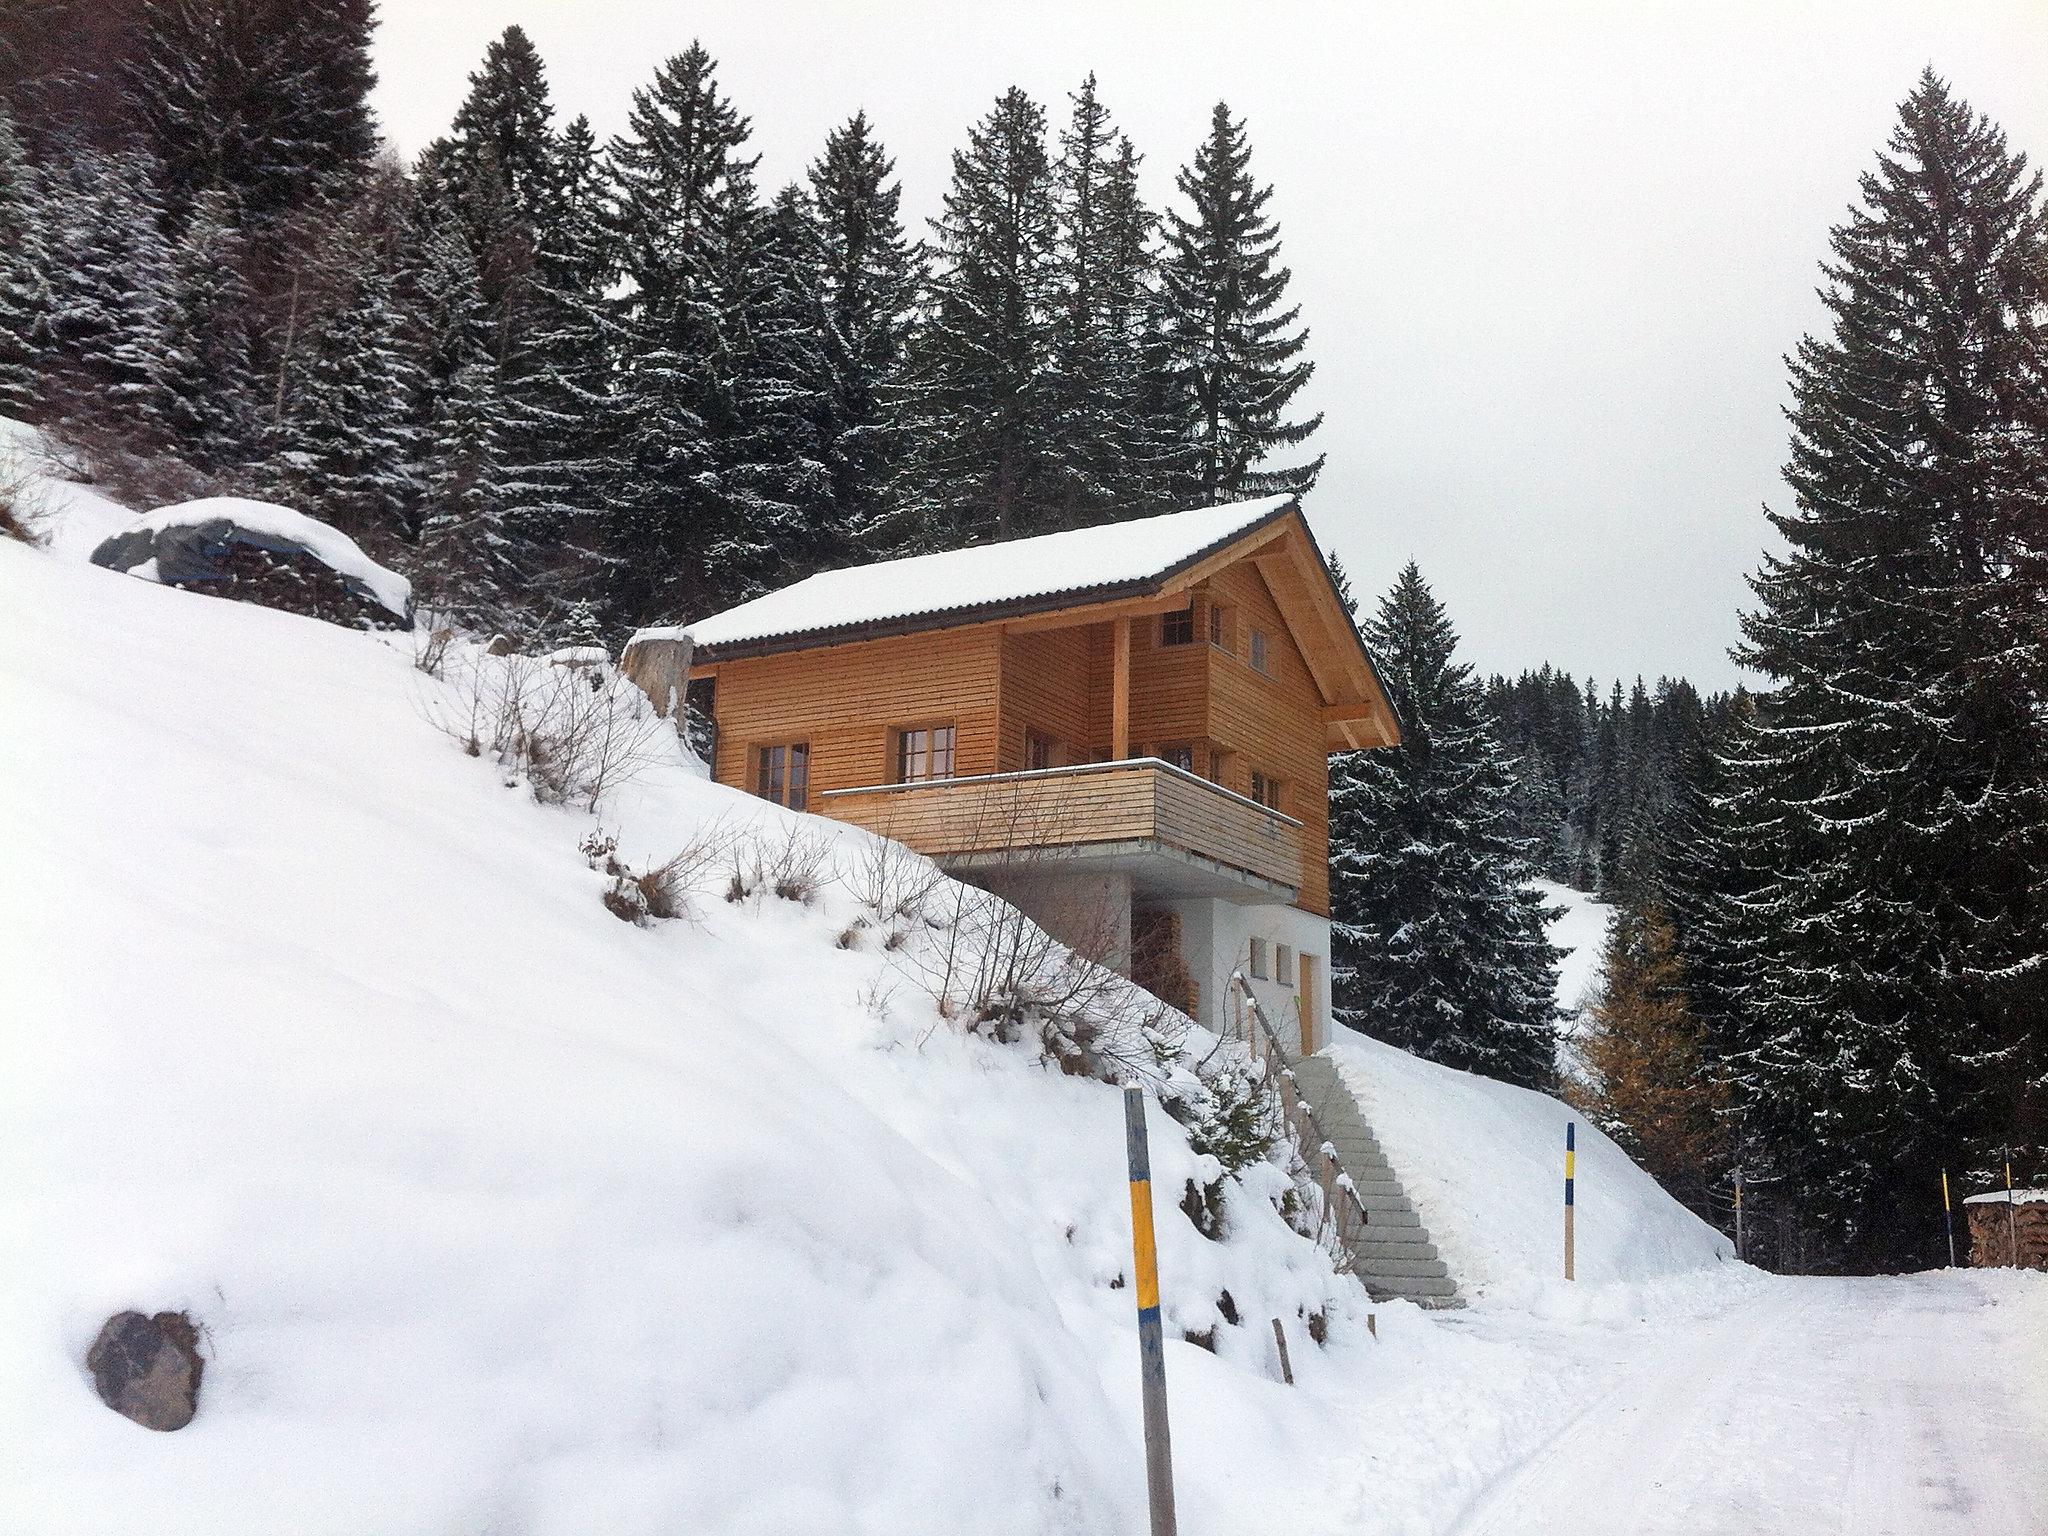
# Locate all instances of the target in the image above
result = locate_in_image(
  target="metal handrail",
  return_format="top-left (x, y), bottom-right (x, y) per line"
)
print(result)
top-left (1227, 971), bottom-right (1373, 1268)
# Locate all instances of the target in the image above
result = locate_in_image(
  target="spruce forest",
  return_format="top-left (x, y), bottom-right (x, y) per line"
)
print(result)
top-left (2, 5), bottom-right (2042, 1277)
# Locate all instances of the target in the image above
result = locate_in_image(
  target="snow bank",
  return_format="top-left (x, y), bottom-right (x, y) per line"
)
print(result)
top-left (1326, 1031), bottom-right (1735, 1301)
top-left (0, 537), bottom-right (1380, 1536)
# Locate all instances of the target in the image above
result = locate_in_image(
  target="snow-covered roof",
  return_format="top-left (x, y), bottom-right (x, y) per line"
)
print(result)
top-left (126, 496), bottom-right (412, 617)
top-left (687, 497), bottom-right (1295, 655)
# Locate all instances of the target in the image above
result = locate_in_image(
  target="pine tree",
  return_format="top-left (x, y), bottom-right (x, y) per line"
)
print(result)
top-left (155, 186), bottom-right (262, 472)
top-left (805, 111), bottom-right (919, 545)
top-left (33, 144), bottom-right (174, 446)
top-left (714, 184), bottom-right (836, 596)
top-left (1724, 73), bottom-right (2048, 1269)
top-left (1158, 102), bottom-right (1321, 503)
top-left (270, 263), bottom-right (422, 552)
top-left (1048, 75), bottom-right (1167, 521)
top-left (0, 108), bottom-right (46, 415)
top-left (899, 86), bottom-right (1064, 545)
top-left (1330, 562), bottom-right (1562, 1088)
top-left (414, 24), bottom-right (559, 358)
top-left (126, 0), bottom-right (379, 230)
top-left (600, 42), bottom-right (759, 626)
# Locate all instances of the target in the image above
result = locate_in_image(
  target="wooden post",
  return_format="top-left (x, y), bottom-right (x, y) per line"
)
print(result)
top-left (1563, 1121), bottom-right (1577, 1281)
top-left (1941, 1168), bottom-right (1956, 1267)
top-left (1123, 1087), bottom-right (1177, 1536)
top-left (2007, 1161), bottom-right (2018, 1268)
top-left (1733, 1166), bottom-right (1744, 1262)
top-left (1270, 1318), bottom-right (1294, 1385)
top-left (1111, 617), bottom-right (1131, 760)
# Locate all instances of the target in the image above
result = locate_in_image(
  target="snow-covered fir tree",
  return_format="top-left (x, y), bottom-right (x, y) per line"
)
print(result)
top-left (805, 111), bottom-right (920, 545)
top-left (1158, 102), bottom-right (1322, 503)
top-left (0, 108), bottom-right (46, 415)
top-left (899, 86), bottom-right (1065, 546)
top-left (599, 42), bottom-right (760, 627)
top-left (713, 184), bottom-right (837, 597)
top-left (125, 0), bottom-right (379, 230)
top-left (1048, 74), bottom-right (1170, 521)
top-left (1330, 562), bottom-right (1562, 1089)
top-left (1718, 72), bottom-right (2048, 1270)
top-left (32, 145), bottom-right (174, 445)
top-left (155, 187), bottom-right (262, 473)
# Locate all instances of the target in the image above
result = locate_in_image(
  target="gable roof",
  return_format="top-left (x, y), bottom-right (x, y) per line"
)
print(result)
top-left (687, 496), bottom-right (1294, 655)
top-left (682, 496), bottom-right (1399, 749)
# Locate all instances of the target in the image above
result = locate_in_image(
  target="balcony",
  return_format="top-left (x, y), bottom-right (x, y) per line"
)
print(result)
top-left (820, 758), bottom-right (1304, 903)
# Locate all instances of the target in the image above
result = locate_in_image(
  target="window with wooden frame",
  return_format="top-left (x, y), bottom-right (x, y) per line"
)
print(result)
top-left (1160, 606), bottom-right (1195, 646)
top-left (1276, 944), bottom-right (1294, 984)
top-left (1024, 730), bottom-right (1055, 772)
top-left (1207, 602), bottom-right (1234, 651)
top-left (1248, 627), bottom-right (1270, 674)
top-left (894, 724), bottom-right (956, 783)
top-left (1249, 770), bottom-right (1283, 812)
top-left (1207, 748), bottom-right (1225, 783)
top-left (1248, 937), bottom-right (1269, 980)
top-left (1155, 743), bottom-right (1194, 773)
top-left (753, 742), bottom-right (810, 810)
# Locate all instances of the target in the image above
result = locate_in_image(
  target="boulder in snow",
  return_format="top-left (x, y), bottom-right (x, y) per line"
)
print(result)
top-left (85, 1310), bottom-right (204, 1431)
top-left (90, 497), bottom-right (412, 630)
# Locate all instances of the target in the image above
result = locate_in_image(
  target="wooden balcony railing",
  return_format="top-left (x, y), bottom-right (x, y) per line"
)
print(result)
top-left (820, 758), bottom-right (1304, 892)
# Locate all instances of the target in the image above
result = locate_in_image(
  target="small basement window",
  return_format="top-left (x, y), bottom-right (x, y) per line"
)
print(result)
top-left (895, 724), bottom-right (956, 783)
top-left (1160, 607), bottom-right (1195, 646)
top-left (1276, 944), bottom-right (1294, 984)
top-left (1249, 628), bottom-right (1269, 674)
top-left (754, 742), bottom-right (810, 810)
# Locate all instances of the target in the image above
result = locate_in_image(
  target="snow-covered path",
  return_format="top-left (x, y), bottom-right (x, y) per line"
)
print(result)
top-left (1446, 1272), bottom-right (2048, 1535)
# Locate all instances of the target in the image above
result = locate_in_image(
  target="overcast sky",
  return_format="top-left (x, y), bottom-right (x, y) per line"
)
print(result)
top-left (370, 1), bottom-right (2048, 690)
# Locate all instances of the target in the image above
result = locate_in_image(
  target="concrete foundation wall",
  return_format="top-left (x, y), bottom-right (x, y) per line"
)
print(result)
top-left (970, 870), bottom-right (1135, 974)
top-left (1154, 897), bottom-right (1330, 1054)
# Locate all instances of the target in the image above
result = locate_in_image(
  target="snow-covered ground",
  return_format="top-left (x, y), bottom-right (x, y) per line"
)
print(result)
top-left (5, 431), bottom-right (2043, 1534)
top-left (1535, 877), bottom-right (1612, 1017)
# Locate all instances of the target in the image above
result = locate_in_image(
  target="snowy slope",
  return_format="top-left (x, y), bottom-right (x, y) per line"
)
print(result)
top-left (1535, 878), bottom-right (1611, 1016)
top-left (1326, 1032), bottom-right (1735, 1301)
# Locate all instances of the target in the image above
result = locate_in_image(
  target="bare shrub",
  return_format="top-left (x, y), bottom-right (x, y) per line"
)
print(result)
top-left (419, 649), bottom-right (671, 811)
top-left (723, 822), bottom-right (832, 905)
top-left (412, 625), bottom-right (456, 677)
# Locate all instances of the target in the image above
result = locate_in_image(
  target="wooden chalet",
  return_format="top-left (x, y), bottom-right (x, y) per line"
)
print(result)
top-left (678, 497), bottom-right (1399, 1052)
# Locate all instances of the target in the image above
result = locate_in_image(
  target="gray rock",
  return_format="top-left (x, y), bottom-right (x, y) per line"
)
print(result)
top-left (86, 1311), bottom-right (204, 1431)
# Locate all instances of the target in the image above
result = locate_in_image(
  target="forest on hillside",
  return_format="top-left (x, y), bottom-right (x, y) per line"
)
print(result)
top-left (2, 4), bottom-right (2042, 1277)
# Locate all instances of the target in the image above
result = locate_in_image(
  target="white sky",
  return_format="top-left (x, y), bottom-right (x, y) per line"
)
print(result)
top-left (370, 1), bottom-right (2048, 690)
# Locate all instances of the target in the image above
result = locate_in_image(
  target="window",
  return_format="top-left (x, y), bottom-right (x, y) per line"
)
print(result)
top-left (1249, 628), bottom-right (1269, 674)
top-left (1208, 603), bottom-right (1233, 650)
top-left (1207, 749), bottom-right (1224, 783)
top-left (754, 742), bottom-right (809, 810)
top-left (1250, 771), bottom-right (1282, 812)
top-left (1157, 743), bottom-right (1194, 772)
top-left (1276, 944), bottom-right (1294, 984)
top-left (1248, 937), bottom-right (1268, 980)
top-left (1160, 607), bottom-right (1195, 646)
top-left (1025, 731), bottom-right (1054, 772)
top-left (895, 725), bottom-right (956, 783)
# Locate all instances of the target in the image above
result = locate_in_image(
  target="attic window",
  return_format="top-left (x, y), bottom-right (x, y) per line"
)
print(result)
top-left (1249, 628), bottom-right (1269, 674)
top-left (1250, 771), bottom-right (1282, 812)
top-left (1208, 603), bottom-right (1233, 650)
top-left (1160, 607), bottom-right (1195, 646)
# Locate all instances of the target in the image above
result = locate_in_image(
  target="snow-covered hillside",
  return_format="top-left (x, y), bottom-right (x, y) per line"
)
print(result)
top-left (13, 432), bottom-right (2033, 1534)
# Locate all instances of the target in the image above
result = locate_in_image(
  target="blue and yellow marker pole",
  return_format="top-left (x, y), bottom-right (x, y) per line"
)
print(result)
top-left (1941, 1168), bottom-right (1956, 1267)
top-left (1563, 1121), bottom-right (1577, 1281)
top-left (1123, 1086), bottom-right (1177, 1536)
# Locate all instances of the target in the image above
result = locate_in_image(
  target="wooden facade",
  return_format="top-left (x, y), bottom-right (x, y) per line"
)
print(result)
top-left (689, 507), bottom-right (1396, 917)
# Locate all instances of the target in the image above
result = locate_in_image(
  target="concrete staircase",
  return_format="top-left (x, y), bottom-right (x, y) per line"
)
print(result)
top-left (1286, 1053), bottom-right (1462, 1308)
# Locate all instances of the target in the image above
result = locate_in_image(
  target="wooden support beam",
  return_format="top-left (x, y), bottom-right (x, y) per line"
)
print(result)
top-left (1111, 616), bottom-right (1131, 759)
top-left (1000, 590), bottom-right (1181, 636)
